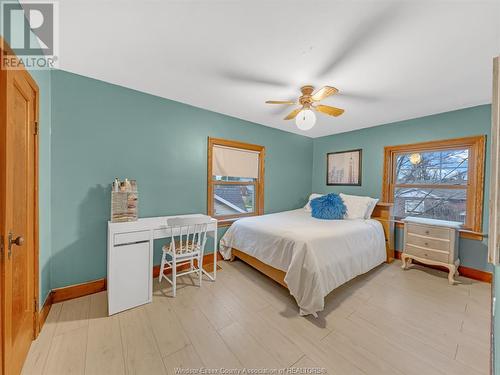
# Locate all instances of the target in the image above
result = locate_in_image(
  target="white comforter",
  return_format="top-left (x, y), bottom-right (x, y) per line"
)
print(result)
top-left (219, 209), bottom-right (386, 316)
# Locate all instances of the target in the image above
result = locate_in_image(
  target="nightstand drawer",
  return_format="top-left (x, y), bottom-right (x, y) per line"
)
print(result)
top-left (406, 233), bottom-right (451, 252)
top-left (405, 244), bottom-right (450, 263)
top-left (406, 223), bottom-right (451, 240)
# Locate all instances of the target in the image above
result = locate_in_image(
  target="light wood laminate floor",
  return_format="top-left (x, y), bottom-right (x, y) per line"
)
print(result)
top-left (22, 260), bottom-right (491, 375)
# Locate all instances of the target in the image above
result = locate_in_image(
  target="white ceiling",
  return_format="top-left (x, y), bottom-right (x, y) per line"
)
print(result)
top-left (53, 0), bottom-right (500, 138)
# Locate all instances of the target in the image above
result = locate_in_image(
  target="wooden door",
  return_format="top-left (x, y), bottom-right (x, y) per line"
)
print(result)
top-left (489, 56), bottom-right (500, 264)
top-left (0, 41), bottom-right (39, 375)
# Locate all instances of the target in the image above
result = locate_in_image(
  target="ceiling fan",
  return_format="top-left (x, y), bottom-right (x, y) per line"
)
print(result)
top-left (266, 85), bottom-right (344, 130)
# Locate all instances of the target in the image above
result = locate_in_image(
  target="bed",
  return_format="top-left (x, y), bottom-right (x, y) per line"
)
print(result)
top-left (219, 203), bottom-right (394, 317)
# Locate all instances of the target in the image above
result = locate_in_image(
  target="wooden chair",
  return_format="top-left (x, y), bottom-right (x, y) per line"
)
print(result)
top-left (158, 217), bottom-right (211, 297)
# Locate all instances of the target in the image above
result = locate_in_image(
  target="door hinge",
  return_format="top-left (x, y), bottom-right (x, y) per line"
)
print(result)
top-left (0, 234), bottom-right (3, 257)
top-left (34, 120), bottom-right (39, 135)
top-left (34, 298), bottom-right (38, 313)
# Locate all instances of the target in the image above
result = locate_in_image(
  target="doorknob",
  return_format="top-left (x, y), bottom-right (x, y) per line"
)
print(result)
top-left (7, 232), bottom-right (24, 258)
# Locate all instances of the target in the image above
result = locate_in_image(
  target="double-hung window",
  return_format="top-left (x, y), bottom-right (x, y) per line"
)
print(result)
top-left (207, 138), bottom-right (265, 225)
top-left (382, 136), bottom-right (486, 239)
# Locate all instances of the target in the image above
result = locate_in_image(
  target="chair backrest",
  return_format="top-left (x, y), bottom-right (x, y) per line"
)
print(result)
top-left (166, 216), bottom-right (212, 254)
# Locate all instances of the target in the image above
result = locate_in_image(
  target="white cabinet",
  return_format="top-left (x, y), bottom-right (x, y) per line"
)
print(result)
top-left (401, 217), bottom-right (461, 284)
top-left (108, 240), bottom-right (151, 315)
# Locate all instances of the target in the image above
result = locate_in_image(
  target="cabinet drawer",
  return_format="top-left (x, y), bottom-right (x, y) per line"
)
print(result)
top-left (406, 233), bottom-right (451, 252)
top-left (114, 230), bottom-right (150, 246)
top-left (406, 223), bottom-right (450, 240)
top-left (405, 244), bottom-right (450, 263)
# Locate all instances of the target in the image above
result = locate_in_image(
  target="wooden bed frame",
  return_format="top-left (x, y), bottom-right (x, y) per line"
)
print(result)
top-left (230, 202), bottom-right (394, 288)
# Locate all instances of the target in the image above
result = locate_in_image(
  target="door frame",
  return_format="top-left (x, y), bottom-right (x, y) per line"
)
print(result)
top-left (0, 36), bottom-right (40, 375)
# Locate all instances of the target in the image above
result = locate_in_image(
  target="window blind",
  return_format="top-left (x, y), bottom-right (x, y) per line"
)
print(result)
top-left (212, 145), bottom-right (260, 179)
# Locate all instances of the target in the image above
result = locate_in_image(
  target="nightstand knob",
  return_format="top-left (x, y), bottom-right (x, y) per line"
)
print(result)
top-left (425, 230), bottom-right (430, 235)
top-left (424, 242), bottom-right (429, 246)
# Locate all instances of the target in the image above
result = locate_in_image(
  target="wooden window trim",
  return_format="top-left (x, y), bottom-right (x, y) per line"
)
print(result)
top-left (207, 137), bottom-right (265, 226)
top-left (382, 135), bottom-right (486, 240)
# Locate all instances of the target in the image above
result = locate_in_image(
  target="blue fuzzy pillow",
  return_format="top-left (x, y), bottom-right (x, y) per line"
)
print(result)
top-left (310, 193), bottom-right (347, 220)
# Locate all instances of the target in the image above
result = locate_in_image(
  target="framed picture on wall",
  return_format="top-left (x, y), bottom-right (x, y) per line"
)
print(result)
top-left (327, 149), bottom-right (362, 186)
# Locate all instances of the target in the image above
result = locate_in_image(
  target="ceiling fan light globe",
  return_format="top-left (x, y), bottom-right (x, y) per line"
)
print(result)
top-left (295, 109), bottom-right (316, 131)
top-left (409, 153), bottom-right (422, 165)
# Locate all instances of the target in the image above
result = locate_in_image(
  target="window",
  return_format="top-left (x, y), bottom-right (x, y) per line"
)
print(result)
top-left (382, 136), bottom-right (486, 239)
top-left (207, 138), bottom-right (265, 224)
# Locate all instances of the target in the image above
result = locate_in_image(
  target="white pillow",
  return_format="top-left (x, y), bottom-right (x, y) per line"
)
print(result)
top-left (304, 193), bottom-right (324, 212)
top-left (339, 193), bottom-right (378, 219)
top-left (364, 197), bottom-right (379, 219)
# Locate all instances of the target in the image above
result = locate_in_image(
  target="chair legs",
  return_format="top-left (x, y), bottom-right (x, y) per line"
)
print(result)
top-left (158, 251), bottom-right (176, 297)
top-left (158, 253), bottom-right (166, 283)
top-left (172, 260), bottom-right (177, 298)
top-left (158, 251), bottom-right (203, 297)
top-left (198, 253), bottom-right (203, 287)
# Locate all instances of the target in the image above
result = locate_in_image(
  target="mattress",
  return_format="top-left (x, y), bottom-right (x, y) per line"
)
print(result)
top-left (219, 209), bottom-right (386, 316)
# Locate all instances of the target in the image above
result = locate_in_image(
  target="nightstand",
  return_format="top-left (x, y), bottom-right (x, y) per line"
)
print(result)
top-left (401, 217), bottom-right (461, 284)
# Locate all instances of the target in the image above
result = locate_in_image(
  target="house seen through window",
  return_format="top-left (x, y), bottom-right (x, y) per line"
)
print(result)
top-left (213, 176), bottom-right (255, 216)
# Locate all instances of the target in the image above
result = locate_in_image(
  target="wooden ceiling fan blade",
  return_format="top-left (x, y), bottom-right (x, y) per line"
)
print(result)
top-left (311, 86), bottom-right (339, 101)
top-left (284, 108), bottom-right (302, 120)
top-left (265, 100), bottom-right (296, 105)
top-left (315, 104), bottom-right (344, 117)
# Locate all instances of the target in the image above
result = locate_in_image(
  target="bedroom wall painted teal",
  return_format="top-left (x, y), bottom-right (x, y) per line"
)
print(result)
top-left (312, 105), bottom-right (492, 271)
top-left (49, 70), bottom-right (313, 288)
top-left (0, 0), bottom-right (53, 306)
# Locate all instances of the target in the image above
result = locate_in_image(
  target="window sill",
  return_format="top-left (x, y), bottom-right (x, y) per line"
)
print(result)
top-left (217, 219), bottom-right (238, 228)
top-left (459, 231), bottom-right (484, 241)
top-left (215, 213), bottom-right (263, 228)
top-left (394, 222), bottom-right (483, 241)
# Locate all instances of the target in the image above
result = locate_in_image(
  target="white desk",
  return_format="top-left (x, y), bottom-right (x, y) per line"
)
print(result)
top-left (107, 214), bottom-right (218, 315)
